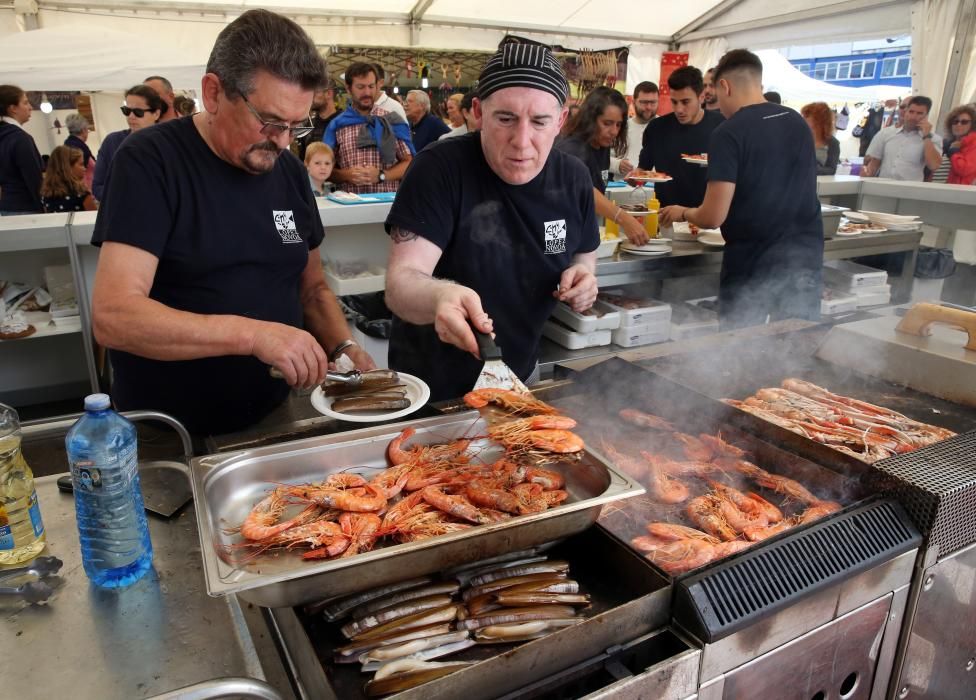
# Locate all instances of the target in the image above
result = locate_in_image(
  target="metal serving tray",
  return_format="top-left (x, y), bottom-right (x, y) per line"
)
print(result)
top-left (190, 411), bottom-right (644, 607)
top-left (266, 527), bottom-right (675, 700)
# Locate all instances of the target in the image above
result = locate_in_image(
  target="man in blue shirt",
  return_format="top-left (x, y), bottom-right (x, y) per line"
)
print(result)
top-left (404, 90), bottom-right (450, 151)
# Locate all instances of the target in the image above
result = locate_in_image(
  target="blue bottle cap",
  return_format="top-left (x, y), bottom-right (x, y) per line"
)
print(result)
top-left (84, 393), bottom-right (112, 411)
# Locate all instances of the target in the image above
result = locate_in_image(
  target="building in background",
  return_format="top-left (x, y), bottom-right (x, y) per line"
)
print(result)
top-left (783, 37), bottom-right (911, 89)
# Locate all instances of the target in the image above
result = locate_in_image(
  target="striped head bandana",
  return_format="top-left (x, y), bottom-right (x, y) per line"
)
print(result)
top-left (477, 42), bottom-right (569, 105)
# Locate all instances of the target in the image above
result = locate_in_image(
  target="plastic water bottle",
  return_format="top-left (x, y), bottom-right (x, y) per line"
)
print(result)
top-left (66, 394), bottom-right (153, 588)
top-left (0, 403), bottom-right (46, 566)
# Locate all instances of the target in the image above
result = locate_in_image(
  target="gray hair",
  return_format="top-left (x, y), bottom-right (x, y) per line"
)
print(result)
top-left (65, 112), bottom-right (89, 135)
top-left (407, 90), bottom-right (431, 113)
top-left (206, 9), bottom-right (328, 99)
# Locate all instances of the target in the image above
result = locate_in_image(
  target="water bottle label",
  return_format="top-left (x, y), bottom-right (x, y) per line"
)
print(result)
top-left (0, 506), bottom-right (12, 550)
top-left (71, 460), bottom-right (103, 492)
top-left (28, 490), bottom-right (44, 537)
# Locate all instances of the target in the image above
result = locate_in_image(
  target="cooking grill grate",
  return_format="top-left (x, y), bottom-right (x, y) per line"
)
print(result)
top-left (869, 430), bottom-right (976, 559)
top-left (673, 500), bottom-right (920, 642)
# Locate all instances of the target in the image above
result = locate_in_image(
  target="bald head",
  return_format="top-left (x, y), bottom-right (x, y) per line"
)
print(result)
top-left (144, 75), bottom-right (176, 121)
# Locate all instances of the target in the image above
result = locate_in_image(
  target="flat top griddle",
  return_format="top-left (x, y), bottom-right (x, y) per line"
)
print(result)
top-left (640, 324), bottom-right (976, 436)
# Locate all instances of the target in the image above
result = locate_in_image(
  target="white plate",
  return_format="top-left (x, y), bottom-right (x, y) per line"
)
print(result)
top-left (595, 237), bottom-right (620, 258)
top-left (626, 173), bottom-right (673, 183)
top-left (843, 211), bottom-right (871, 223)
top-left (859, 210), bottom-right (921, 224)
top-left (620, 243), bottom-right (673, 256)
top-left (837, 222), bottom-right (887, 235)
top-left (884, 222), bottom-right (923, 231)
top-left (310, 373), bottom-right (430, 423)
top-left (697, 233), bottom-right (725, 247)
top-left (682, 156), bottom-right (708, 165)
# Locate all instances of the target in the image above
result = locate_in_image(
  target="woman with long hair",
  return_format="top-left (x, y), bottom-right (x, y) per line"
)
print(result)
top-left (941, 104), bottom-right (976, 185)
top-left (800, 102), bottom-right (840, 176)
top-left (41, 145), bottom-right (97, 212)
top-left (445, 93), bottom-right (465, 128)
top-left (556, 86), bottom-right (648, 245)
top-left (92, 83), bottom-right (167, 200)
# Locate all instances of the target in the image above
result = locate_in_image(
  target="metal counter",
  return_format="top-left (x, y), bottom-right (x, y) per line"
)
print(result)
top-left (1, 476), bottom-right (291, 700)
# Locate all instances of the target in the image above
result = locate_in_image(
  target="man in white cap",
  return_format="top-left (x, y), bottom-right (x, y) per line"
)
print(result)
top-left (384, 40), bottom-right (599, 401)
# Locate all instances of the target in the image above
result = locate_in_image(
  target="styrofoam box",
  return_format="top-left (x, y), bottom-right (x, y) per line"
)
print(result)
top-left (856, 290), bottom-right (892, 308)
top-left (550, 300), bottom-right (621, 333)
top-left (852, 282), bottom-right (891, 297)
top-left (670, 301), bottom-right (719, 340)
top-left (821, 289), bottom-right (859, 315)
top-left (542, 320), bottom-right (612, 350)
top-left (612, 324), bottom-right (671, 347)
top-left (597, 290), bottom-right (672, 327)
top-left (823, 260), bottom-right (888, 290)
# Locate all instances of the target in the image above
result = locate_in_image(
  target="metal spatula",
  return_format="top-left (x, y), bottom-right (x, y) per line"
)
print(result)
top-left (471, 327), bottom-right (530, 393)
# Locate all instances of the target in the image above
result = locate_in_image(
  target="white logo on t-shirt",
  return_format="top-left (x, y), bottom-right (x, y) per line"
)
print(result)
top-left (544, 219), bottom-right (567, 254)
top-left (273, 210), bottom-right (302, 244)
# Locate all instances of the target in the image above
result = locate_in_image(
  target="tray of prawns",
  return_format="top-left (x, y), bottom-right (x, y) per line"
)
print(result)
top-left (189, 389), bottom-right (645, 608)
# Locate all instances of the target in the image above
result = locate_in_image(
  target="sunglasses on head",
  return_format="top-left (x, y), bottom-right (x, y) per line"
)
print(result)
top-left (952, 117), bottom-right (972, 125)
top-left (121, 105), bottom-right (154, 118)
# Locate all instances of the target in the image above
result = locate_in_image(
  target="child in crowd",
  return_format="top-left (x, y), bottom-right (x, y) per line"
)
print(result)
top-left (40, 145), bottom-right (97, 212)
top-left (304, 142), bottom-right (334, 197)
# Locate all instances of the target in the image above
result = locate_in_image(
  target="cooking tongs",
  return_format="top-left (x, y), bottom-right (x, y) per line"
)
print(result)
top-left (0, 555), bottom-right (63, 604)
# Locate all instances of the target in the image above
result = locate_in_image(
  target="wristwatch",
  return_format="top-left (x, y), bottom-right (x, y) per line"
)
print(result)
top-left (922, 133), bottom-right (933, 140)
top-left (378, 171), bottom-right (386, 183)
top-left (329, 339), bottom-right (358, 363)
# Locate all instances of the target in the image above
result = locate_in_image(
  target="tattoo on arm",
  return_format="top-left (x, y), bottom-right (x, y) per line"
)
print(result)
top-left (391, 227), bottom-right (419, 243)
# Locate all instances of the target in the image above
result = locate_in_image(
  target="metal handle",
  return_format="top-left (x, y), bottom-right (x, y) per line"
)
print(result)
top-left (268, 367), bottom-right (363, 385)
top-left (20, 409), bottom-right (194, 460)
top-left (146, 677), bottom-right (284, 700)
top-left (472, 326), bottom-right (502, 361)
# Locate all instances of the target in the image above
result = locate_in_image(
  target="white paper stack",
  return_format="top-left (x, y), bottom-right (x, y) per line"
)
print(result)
top-left (822, 260), bottom-right (891, 309)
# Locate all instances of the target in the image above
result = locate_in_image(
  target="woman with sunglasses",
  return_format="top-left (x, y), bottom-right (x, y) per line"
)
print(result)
top-left (92, 84), bottom-right (167, 200)
top-left (942, 105), bottom-right (976, 186)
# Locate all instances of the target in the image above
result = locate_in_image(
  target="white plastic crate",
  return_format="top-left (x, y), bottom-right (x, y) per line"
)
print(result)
top-left (597, 290), bottom-right (672, 327)
top-left (823, 260), bottom-right (888, 291)
top-left (542, 319), bottom-right (612, 350)
top-left (550, 300), bottom-right (621, 333)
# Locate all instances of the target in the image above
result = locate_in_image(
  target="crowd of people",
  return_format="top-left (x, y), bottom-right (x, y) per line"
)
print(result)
top-left (0, 8), bottom-right (974, 436)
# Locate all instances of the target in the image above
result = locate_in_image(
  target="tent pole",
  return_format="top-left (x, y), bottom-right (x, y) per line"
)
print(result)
top-left (937, 0), bottom-right (976, 124)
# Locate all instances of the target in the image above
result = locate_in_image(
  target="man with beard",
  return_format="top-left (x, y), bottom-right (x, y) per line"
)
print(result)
top-left (90, 10), bottom-right (375, 435)
top-left (611, 80), bottom-right (658, 176)
top-left (295, 82), bottom-right (337, 161)
top-left (638, 66), bottom-right (722, 207)
top-left (701, 67), bottom-right (723, 115)
top-left (326, 62), bottom-right (414, 193)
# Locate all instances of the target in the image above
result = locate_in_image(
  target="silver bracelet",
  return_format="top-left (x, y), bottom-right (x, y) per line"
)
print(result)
top-left (329, 339), bottom-right (357, 362)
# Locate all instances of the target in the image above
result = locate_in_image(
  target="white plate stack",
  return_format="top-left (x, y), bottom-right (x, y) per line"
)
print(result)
top-left (597, 289), bottom-right (671, 348)
top-left (855, 210), bottom-right (923, 232)
top-left (823, 260), bottom-right (891, 308)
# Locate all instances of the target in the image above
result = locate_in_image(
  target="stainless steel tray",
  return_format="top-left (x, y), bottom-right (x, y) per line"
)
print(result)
top-left (267, 527), bottom-right (675, 700)
top-left (190, 411), bottom-right (644, 607)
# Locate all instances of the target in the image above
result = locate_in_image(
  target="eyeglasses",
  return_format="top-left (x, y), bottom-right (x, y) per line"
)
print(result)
top-left (121, 105), bottom-right (154, 118)
top-left (241, 94), bottom-right (314, 140)
top-left (951, 118), bottom-right (972, 125)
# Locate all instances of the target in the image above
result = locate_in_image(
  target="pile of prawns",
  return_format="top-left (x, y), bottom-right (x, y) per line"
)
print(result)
top-left (226, 388), bottom-right (584, 563)
top-left (725, 378), bottom-right (955, 463)
top-left (602, 408), bottom-right (843, 575)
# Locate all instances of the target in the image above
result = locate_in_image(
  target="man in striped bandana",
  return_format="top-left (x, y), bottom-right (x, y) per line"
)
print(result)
top-left (382, 40), bottom-right (600, 401)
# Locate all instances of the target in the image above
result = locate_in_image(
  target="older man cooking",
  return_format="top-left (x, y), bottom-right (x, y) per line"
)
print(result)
top-left (384, 42), bottom-right (600, 402)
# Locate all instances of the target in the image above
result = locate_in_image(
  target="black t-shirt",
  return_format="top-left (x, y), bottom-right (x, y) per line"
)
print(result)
top-left (92, 117), bottom-right (323, 434)
top-left (385, 132), bottom-right (599, 402)
top-left (638, 110), bottom-right (723, 207)
top-left (708, 102), bottom-right (823, 327)
top-left (554, 136), bottom-right (609, 193)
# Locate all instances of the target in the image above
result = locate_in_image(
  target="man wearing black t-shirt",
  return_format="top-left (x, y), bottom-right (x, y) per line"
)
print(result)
top-left (384, 42), bottom-right (600, 402)
top-left (660, 49), bottom-right (822, 330)
top-left (90, 11), bottom-right (374, 435)
top-left (638, 66), bottom-right (723, 207)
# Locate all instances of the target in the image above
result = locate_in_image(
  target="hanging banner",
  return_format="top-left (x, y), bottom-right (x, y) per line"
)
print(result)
top-left (657, 52), bottom-right (689, 116)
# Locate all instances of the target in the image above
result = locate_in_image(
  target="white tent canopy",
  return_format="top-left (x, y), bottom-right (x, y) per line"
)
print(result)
top-left (756, 49), bottom-right (905, 105)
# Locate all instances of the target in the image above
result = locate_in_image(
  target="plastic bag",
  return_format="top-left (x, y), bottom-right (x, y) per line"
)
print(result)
top-left (340, 292), bottom-right (392, 339)
top-left (915, 247), bottom-right (957, 279)
top-left (836, 104), bottom-right (850, 131)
